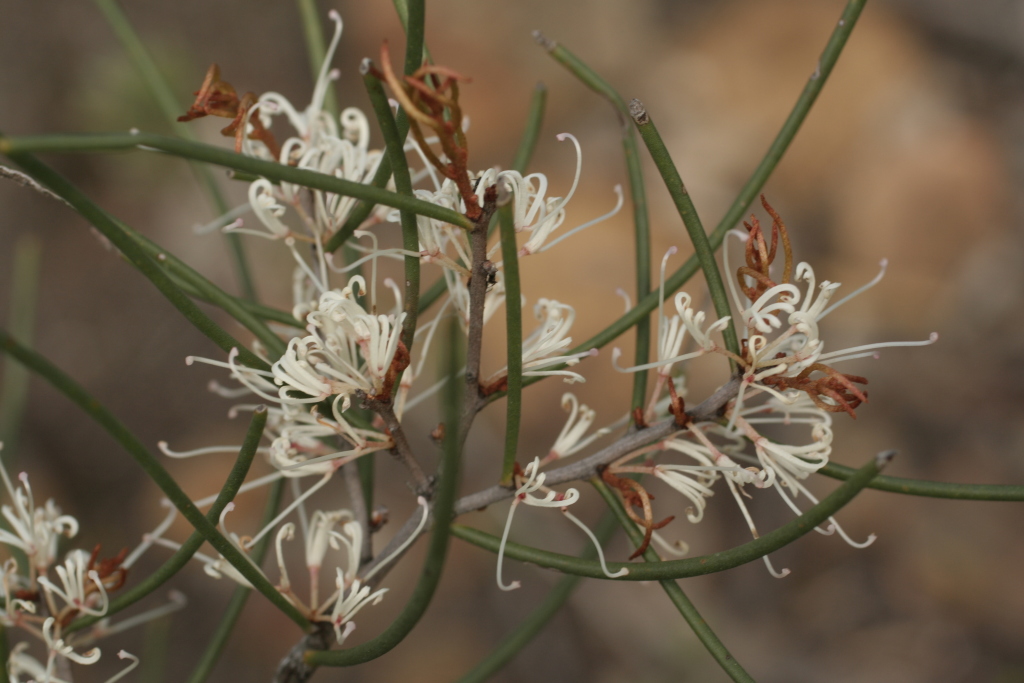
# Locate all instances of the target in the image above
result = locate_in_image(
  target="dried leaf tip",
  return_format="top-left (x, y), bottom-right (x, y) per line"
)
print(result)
top-left (532, 30), bottom-right (556, 51)
top-left (875, 449), bottom-right (897, 469)
top-left (628, 98), bottom-right (649, 124)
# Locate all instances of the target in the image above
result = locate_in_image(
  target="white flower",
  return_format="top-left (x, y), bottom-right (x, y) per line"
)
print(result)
top-left (0, 462), bottom-right (78, 573)
top-left (329, 574), bottom-right (387, 645)
top-left (496, 459), bottom-right (626, 591)
top-left (519, 299), bottom-right (595, 383)
top-left (37, 550), bottom-right (109, 618)
top-left (544, 393), bottom-right (612, 463)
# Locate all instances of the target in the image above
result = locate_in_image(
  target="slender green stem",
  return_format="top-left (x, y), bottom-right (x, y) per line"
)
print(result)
top-left (166, 271), bottom-right (303, 329)
top-left (2, 149), bottom-right (269, 371)
top-left (630, 100), bottom-right (740, 362)
top-left (295, 0), bottom-right (339, 118)
top-left (498, 1), bottom-right (870, 397)
top-left (0, 235), bottom-right (41, 465)
top-left (0, 133), bottom-right (471, 231)
top-left (363, 66), bottom-right (420, 352)
top-left (0, 331), bottom-right (309, 629)
top-left (538, 37), bottom-right (651, 413)
top-left (511, 83), bottom-right (547, 174)
top-left (593, 479), bottom-right (754, 683)
top-left (455, 512), bottom-right (617, 683)
top-left (184, 478), bottom-right (286, 683)
top-left (92, 0), bottom-right (257, 301)
top-left (121, 220), bottom-right (286, 357)
top-left (139, 616), bottom-right (171, 683)
top-left (817, 462), bottom-right (1024, 501)
top-left (306, 316), bottom-right (464, 666)
top-left (0, 624), bottom-right (7, 678)
top-left (497, 204), bottom-right (523, 485)
top-left (66, 410), bottom-right (270, 635)
top-left (452, 451), bottom-right (892, 580)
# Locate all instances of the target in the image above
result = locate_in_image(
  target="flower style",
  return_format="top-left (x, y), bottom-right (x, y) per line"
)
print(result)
top-left (516, 299), bottom-right (596, 383)
top-left (542, 393), bottom-right (612, 465)
top-left (496, 459), bottom-right (627, 591)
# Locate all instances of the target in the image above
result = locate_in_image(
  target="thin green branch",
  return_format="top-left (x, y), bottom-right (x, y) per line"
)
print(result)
top-left (0, 133), bottom-right (472, 231)
top-left (455, 512), bottom-right (617, 683)
top-left (306, 315), bottom-right (464, 667)
top-left (92, 0), bottom-right (257, 301)
top-left (0, 331), bottom-right (309, 629)
top-left (536, 36), bottom-right (652, 412)
top-left (593, 479), bottom-right (753, 683)
top-left (497, 203), bottom-right (523, 486)
top-left (0, 235), bottom-right (41, 464)
top-left (496, 0), bottom-right (870, 397)
top-left (184, 478), bottom-right (286, 683)
top-left (121, 220), bottom-right (286, 357)
top-left (65, 410), bottom-right (271, 635)
top-left (629, 100), bottom-right (740, 363)
top-left (818, 462), bottom-right (1024, 501)
top-left (363, 64), bottom-right (421, 352)
top-left (166, 272), bottom-right (303, 329)
top-left (452, 451), bottom-right (893, 580)
top-left (2, 149), bottom-right (269, 371)
top-left (511, 83), bottom-right (547, 174)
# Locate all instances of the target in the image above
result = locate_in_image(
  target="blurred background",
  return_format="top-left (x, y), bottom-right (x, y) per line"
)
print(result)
top-left (2, 0), bottom-right (1024, 681)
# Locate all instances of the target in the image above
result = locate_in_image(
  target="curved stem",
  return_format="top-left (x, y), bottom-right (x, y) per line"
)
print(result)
top-left (454, 512), bottom-right (617, 683)
top-left (817, 462), bottom-right (1024, 501)
top-left (452, 451), bottom-right (893, 581)
top-left (1, 148), bottom-right (270, 371)
top-left (593, 478), bottom-right (754, 683)
top-left (0, 133), bottom-right (471, 231)
top-left (92, 0), bottom-right (257, 301)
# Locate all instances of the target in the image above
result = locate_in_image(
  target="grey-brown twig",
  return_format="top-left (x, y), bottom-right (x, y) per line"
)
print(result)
top-left (362, 394), bottom-right (431, 497)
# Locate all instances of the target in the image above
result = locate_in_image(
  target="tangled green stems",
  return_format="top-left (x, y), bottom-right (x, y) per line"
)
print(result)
top-left (452, 451), bottom-right (893, 581)
top-left (0, 330), bottom-right (310, 630)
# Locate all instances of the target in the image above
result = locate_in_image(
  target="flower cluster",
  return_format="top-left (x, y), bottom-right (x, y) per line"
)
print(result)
top-left (0, 444), bottom-right (178, 682)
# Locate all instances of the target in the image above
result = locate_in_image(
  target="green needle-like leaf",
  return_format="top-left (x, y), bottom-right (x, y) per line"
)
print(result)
top-left (497, 203), bottom-right (523, 486)
top-left (511, 83), bottom-right (547, 174)
top-left (630, 100), bottom-right (740, 363)
top-left (818, 462), bottom-right (1024, 501)
top-left (92, 0), bottom-right (257, 301)
top-left (0, 133), bottom-right (471, 231)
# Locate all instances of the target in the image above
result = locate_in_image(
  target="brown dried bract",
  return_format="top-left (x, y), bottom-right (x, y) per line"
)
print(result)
top-left (601, 469), bottom-right (674, 559)
top-left (372, 44), bottom-right (482, 220)
top-left (762, 363), bottom-right (868, 418)
top-left (178, 64), bottom-right (281, 159)
top-left (737, 195), bottom-right (793, 302)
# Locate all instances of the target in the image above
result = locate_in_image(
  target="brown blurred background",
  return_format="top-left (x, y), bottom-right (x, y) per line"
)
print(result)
top-left (2, 0), bottom-right (1024, 681)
